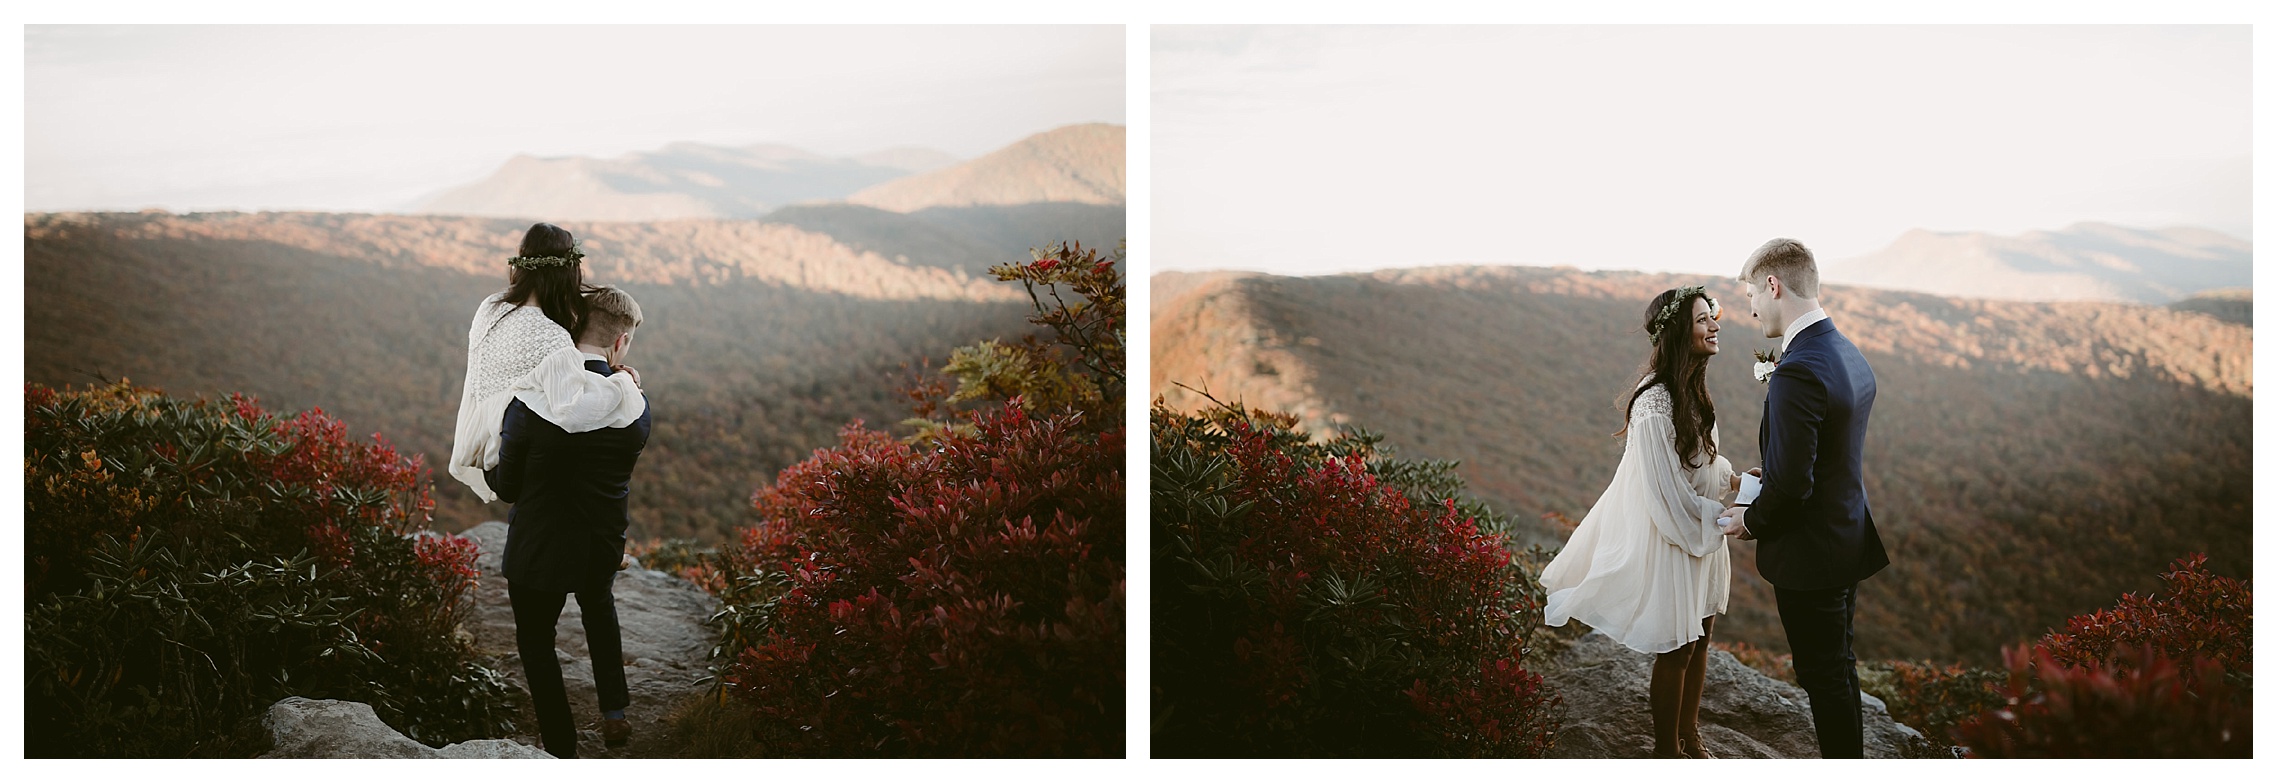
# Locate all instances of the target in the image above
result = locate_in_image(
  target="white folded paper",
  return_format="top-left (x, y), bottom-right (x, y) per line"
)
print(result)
top-left (1736, 472), bottom-right (1763, 505)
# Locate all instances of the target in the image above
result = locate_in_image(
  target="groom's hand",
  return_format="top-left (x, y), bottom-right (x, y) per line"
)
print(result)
top-left (1719, 507), bottom-right (1752, 539)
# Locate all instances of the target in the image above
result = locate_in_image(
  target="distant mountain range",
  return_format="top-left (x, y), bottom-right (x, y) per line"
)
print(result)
top-left (1151, 266), bottom-right (2250, 665)
top-left (847, 123), bottom-right (1125, 212)
top-left (25, 124), bottom-right (1127, 542)
top-left (415, 124), bottom-right (1124, 223)
top-left (1823, 223), bottom-right (2250, 305)
top-left (24, 211), bottom-right (1043, 543)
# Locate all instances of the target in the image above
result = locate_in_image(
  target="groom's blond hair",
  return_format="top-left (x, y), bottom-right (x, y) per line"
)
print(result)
top-left (580, 285), bottom-right (643, 344)
top-left (1740, 238), bottom-right (1820, 299)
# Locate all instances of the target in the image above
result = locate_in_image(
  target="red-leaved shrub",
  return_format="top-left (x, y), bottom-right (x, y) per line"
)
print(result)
top-left (2037, 553), bottom-right (2250, 676)
top-left (1152, 400), bottom-right (1559, 757)
top-left (706, 243), bottom-right (1125, 757)
top-left (1951, 553), bottom-right (2251, 757)
top-left (1953, 644), bottom-right (2248, 757)
top-left (26, 382), bottom-right (515, 756)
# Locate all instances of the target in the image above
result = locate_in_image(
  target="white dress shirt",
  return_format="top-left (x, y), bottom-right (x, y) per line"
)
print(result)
top-left (1780, 307), bottom-right (1828, 354)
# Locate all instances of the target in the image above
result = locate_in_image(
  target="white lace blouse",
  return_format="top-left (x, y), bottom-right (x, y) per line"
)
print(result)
top-left (447, 292), bottom-right (647, 502)
top-left (1538, 383), bottom-right (1735, 654)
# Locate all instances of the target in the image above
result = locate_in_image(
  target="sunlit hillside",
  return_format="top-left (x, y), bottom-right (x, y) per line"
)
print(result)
top-left (25, 210), bottom-right (1054, 542)
top-left (1152, 265), bottom-right (2251, 665)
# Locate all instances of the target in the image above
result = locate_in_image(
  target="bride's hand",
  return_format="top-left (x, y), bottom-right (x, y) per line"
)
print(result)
top-left (614, 364), bottom-right (642, 388)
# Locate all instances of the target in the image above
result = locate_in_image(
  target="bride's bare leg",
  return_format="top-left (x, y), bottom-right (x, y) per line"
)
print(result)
top-left (1650, 647), bottom-right (1689, 757)
top-left (1678, 616), bottom-right (1717, 758)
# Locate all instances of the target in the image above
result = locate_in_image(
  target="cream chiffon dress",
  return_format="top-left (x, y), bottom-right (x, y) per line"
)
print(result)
top-left (1539, 383), bottom-right (1734, 655)
top-left (448, 292), bottom-right (647, 503)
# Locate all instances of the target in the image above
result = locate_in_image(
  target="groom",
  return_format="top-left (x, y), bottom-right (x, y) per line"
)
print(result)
top-left (1717, 238), bottom-right (1888, 759)
top-left (486, 286), bottom-right (652, 758)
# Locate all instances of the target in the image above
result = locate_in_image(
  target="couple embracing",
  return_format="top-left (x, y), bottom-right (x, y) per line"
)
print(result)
top-left (448, 223), bottom-right (655, 758)
top-left (1541, 238), bottom-right (1889, 759)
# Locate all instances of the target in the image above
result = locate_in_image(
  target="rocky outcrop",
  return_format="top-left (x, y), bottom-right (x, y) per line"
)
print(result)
top-left (1538, 631), bottom-right (1925, 758)
top-left (259, 697), bottom-right (552, 759)
top-left (461, 521), bottom-right (721, 759)
top-left (256, 522), bottom-right (722, 759)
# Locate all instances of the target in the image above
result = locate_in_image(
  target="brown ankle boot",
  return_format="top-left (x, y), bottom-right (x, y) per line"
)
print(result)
top-left (602, 717), bottom-right (631, 748)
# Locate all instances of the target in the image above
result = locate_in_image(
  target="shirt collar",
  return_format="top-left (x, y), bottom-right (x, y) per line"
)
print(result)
top-left (1780, 308), bottom-right (1828, 354)
top-left (578, 351), bottom-right (610, 365)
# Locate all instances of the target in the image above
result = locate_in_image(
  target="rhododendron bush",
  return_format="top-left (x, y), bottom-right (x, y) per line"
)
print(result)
top-left (705, 243), bottom-right (1125, 757)
top-left (1953, 554), bottom-right (2250, 758)
top-left (1151, 399), bottom-right (1559, 757)
top-left (26, 382), bottom-right (516, 756)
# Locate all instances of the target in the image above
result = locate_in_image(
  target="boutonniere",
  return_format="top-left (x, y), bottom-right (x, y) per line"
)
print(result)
top-left (1752, 350), bottom-right (1779, 384)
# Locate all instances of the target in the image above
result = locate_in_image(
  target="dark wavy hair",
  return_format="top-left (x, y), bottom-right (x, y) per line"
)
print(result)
top-left (495, 222), bottom-right (598, 337)
top-left (1619, 287), bottom-right (1718, 469)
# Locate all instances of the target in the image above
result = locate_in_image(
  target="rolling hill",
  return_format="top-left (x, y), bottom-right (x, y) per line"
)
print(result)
top-left (24, 210), bottom-right (1060, 542)
top-left (416, 142), bottom-right (957, 222)
top-left (1823, 223), bottom-right (2251, 304)
top-left (847, 123), bottom-right (1125, 212)
top-left (1152, 266), bottom-right (2252, 666)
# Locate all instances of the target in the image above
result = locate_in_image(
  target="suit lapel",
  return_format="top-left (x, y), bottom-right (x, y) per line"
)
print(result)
top-left (1761, 318), bottom-right (1830, 454)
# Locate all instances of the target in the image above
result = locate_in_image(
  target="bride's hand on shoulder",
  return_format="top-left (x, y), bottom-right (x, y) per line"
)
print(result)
top-left (613, 364), bottom-right (642, 388)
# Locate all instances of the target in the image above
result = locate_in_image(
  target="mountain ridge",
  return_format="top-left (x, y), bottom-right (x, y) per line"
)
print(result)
top-left (416, 141), bottom-right (958, 222)
top-left (847, 123), bottom-right (1125, 213)
top-left (1823, 222), bottom-right (2250, 304)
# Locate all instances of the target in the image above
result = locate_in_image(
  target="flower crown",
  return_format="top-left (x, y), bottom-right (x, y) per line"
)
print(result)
top-left (507, 245), bottom-right (585, 270)
top-left (1646, 285), bottom-right (1719, 344)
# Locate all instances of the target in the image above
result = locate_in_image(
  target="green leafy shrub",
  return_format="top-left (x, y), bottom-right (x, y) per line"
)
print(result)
top-left (1151, 397), bottom-right (1558, 757)
top-left (630, 537), bottom-right (716, 581)
top-left (1857, 660), bottom-right (2005, 744)
top-left (704, 243), bottom-right (1126, 756)
top-left (25, 382), bottom-right (518, 756)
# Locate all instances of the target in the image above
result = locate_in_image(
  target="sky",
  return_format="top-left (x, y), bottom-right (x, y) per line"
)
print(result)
top-left (25, 25), bottom-right (1126, 214)
top-left (1153, 25), bottom-right (2251, 276)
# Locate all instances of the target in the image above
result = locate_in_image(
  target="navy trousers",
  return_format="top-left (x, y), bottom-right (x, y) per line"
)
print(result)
top-left (509, 579), bottom-right (629, 758)
top-left (1776, 582), bottom-right (1865, 758)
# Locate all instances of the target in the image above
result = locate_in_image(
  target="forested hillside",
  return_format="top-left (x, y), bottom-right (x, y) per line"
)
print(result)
top-left (1152, 266), bottom-right (2251, 665)
top-left (24, 211), bottom-right (1056, 541)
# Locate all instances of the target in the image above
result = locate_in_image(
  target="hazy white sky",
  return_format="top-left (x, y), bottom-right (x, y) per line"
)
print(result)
top-left (27, 25), bottom-right (1125, 213)
top-left (1154, 25), bottom-right (2251, 275)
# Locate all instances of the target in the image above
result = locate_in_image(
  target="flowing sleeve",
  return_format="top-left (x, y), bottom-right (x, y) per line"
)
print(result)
top-left (1625, 407), bottom-right (1730, 558)
top-left (510, 347), bottom-right (647, 433)
top-left (1691, 427), bottom-right (1736, 502)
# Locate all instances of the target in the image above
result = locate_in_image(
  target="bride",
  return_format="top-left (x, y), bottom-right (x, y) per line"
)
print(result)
top-left (1539, 285), bottom-right (1741, 759)
top-left (449, 222), bottom-right (647, 502)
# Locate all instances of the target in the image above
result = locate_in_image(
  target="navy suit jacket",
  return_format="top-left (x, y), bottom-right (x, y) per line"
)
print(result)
top-left (1750, 318), bottom-right (1889, 590)
top-left (484, 358), bottom-right (653, 594)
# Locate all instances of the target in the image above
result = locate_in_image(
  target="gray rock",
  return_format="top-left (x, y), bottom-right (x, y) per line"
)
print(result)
top-left (460, 520), bottom-right (721, 759)
top-left (436, 738), bottom-right (555, 759)
top-left (1538, 631), bottom-right (1920, 758)
top-left (260, 697), bottom-right (551, 759)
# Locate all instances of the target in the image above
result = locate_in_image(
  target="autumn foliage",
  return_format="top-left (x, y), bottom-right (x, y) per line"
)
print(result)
top-left (25, 382), bottom-right (516, 756)
top-left (1151, 400), bottom-right (1558, 757)
top-left (1952, 554), bottom-right (2251, 757)
top-left (703, 243), bottom-right (1126, 756)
